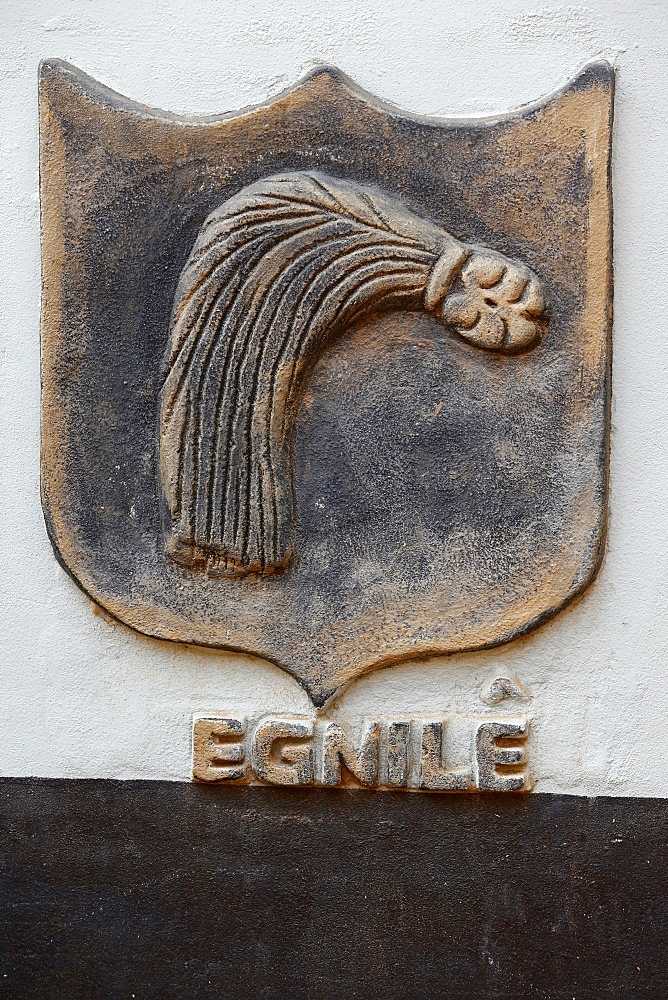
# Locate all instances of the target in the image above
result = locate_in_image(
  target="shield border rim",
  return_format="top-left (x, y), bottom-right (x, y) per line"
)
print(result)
top-left (39, 58), bottom-right (614, 707)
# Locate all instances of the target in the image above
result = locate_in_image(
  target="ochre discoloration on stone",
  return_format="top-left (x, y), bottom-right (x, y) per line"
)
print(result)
top-left (192, 712), bottom-right (531, 792)
top-left (40, 60), bottom-right (613, 706)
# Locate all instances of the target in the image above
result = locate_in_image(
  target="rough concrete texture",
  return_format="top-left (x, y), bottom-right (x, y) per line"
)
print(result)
top-left (1, 0), bottom-right (667, 793)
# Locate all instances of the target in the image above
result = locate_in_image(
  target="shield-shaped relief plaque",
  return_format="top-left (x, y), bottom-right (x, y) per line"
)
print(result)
top-left (39, 60), bottom-right (613, 706)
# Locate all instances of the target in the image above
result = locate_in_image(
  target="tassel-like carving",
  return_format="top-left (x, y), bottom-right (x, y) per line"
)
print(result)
top-left (159, 171), bottom-right (546, 578)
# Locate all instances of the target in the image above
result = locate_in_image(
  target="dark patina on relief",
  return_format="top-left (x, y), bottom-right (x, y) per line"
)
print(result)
top-left (161, 171), bottom-right (546, 579)
top-left (39, 60), bottom-right (613, 706)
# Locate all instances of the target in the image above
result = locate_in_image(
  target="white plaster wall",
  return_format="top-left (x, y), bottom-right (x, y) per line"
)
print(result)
top-left (1, 0), bottom-right (667, 794)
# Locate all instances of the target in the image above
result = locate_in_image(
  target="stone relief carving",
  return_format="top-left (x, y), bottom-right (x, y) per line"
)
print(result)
top-left (479, 672), bottom-right (530, 706)
top-left (192, 712), bottom-right (531, 791)
top-left (39, 60), bottom-right (613, 706)
top-left (160, 171), bottom-right (547, 578)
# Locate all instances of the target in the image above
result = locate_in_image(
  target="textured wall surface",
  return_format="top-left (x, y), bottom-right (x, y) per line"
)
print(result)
top-left (1, 0), bottom-right (667, 793)
top-left (0, 780), bottom-right (665, 997)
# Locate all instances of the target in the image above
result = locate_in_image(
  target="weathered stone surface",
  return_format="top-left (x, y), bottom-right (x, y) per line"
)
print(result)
top-left (40, 60), bottom-right (613, 706)
top-left (192, 712), bottom-right (531, 791)
top-left (160, 171), bottom-right (546, 579)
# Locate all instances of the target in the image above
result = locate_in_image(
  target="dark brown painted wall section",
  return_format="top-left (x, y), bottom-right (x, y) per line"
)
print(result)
top-left (0, 780), bottom-right (666, 998)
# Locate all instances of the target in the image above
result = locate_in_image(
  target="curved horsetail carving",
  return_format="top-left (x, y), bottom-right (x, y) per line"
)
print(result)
top-left (159, 171), bottom-right (547, 578)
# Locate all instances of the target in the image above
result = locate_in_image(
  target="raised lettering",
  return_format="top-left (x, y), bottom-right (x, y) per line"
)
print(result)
top-left (191, 711), bottom-right (532, 793)
top-left (319, 721), bottom-right (379, 785)
top-left (250, 716), bottom-right (314, 785)
top-left (192, 715), bottom-right (246, 782)
top-left (473, 716), bottom-right (528, 791)
top-left (386, 721), bottom-right (411, 787)
top-left (419, 720), bottom-right (469, 790)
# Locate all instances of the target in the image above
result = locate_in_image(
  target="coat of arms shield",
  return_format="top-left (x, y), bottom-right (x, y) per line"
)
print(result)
top-left (39, 60), bottom-right (613, 706)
